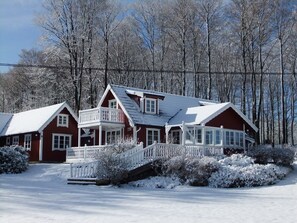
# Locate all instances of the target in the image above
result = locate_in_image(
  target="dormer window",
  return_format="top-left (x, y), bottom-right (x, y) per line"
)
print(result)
top-left (109, 99), bottom-right (117, 109)
top-left (57, 114), bottom-right (69, 127)
top-left (145, 98), bottom-right (156, 114)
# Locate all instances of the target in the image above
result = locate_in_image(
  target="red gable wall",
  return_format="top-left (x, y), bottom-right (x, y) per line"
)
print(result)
top-left (206, 107), bottom-right (256, 136)
top-left (42, 107), bottom-right (78, 162)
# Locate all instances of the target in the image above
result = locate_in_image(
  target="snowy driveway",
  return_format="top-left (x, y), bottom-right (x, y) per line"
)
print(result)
top-left (0, 163), bottom-right (297, 223)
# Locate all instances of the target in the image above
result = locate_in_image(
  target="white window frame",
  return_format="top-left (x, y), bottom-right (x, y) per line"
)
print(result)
top-left (6, 137), bottom-right (10, 146)
top-left (205, 130), bottom-right (213, 145)
top-left (12, 136), bottom-right (19, 145)
top-left (108, 99), bottom-right (117, 109)
top-left (52, 134), bottom-right (72, 151)
top-left (24, 134), bottom-right (32, 150)
top-left (105, 129), bottom-right (122, 144)
top-left (57, 114), bottom-right (69, 127)
top-left (146, 128), bottom-right (160, 146)
top-left (145, 98), bottom-right (157, 114)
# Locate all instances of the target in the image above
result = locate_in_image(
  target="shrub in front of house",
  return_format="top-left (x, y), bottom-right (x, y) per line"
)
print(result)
top-left (248, 146), bottom-right (295, 166)
top-left (0, 146), bottom-right (29, 174)
top-left (94, 138), bottom-right (138, 185)
top-left (162, 155), bottom-right (219, 186)
top-left (208, 154), bottom-right (291, 188)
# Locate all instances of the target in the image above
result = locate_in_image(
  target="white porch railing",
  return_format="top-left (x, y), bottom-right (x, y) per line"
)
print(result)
top-left (66, 145), bottom-right (111, 162)
top-left (70, 161), bottom-right (99, 178)
top-left (78, 107), bottom-right (124, 127)
top-left (69, 143), bottom-right (225, 179)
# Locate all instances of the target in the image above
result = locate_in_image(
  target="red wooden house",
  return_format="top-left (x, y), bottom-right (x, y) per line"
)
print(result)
top-left (75, 84), bottom-right (257, 153)
top-left (0, 102), bottom-right (78, 162)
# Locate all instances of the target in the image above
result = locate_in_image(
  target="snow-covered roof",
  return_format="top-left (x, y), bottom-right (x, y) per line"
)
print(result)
top-left (100, 85), bottom-right (217, 127)
top-left (0, 113), bottom-right (13, 135)
top-left (168, 102), bottom-right (230, 126)
top-left (0, 102), bottom-right (77, 136)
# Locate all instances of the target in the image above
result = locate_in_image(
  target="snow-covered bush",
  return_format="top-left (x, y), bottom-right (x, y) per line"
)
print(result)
top-left (95, 150), bottom-right (129, 185)
top-left (128, 176), bottom-right (182, 189)
top-left (162, 156), bottom-right (219, 186)
top-left (248, 146), bottom-right (295, 166)
top-left (209, 155), bottom-right (291, 188)
top-left (0, 146), bottom-right (29, 174)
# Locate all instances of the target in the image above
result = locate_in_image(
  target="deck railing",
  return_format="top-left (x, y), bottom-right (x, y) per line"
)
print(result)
top-left (66, 145), bottom-right (112, 162)
top-left (78, 107), bottom-right (124, 127)
top-left (68, 143), bottom-right (225, 179)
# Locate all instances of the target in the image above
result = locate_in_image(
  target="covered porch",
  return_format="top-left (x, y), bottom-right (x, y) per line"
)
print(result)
top-left (165, 122), bottom-right (253, 151)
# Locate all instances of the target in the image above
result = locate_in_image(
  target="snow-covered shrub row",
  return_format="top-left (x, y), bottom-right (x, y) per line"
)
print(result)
top-left (162, 155), bottom-right (219, 186)
top-left (248, 146), bottom-right (295, 166)
top-left (0, 146), bottom-right (29, 174)
top-left (128, 176), bottom-right (182, 189)
top-left (208, 155), bottom-right (291, 188)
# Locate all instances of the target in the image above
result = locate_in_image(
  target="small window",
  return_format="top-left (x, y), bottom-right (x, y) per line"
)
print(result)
top-left (215, 130), bottom-right (221, 145)
top-left (52, 134), bottom-right (71, 151)
top-left (108, 99), bottom-right (117, 109)
top-left (6, 137), bottom-right (10, 146)
top-left (57, 114), bottom-right (69, 127)
top-left (145, 98), bottom-right (156, 114)
top-left (12, 136), bottom-right (19, 145)
top-left (24, 134), bottom-right (32, 150)
top-left (195, 128), bottom-right (202, 144)
top-left (205, 130), bottom-right (213, 145)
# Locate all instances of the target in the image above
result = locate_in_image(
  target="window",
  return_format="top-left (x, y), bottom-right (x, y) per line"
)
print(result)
top-left (6, 137), bottom-right (10, 146)
top-left (109, 99), bottom-right (117, 109)
top-left (205, 130), bottom-right (213, 145)
top-left (235, 132), bottom-right (240, 146)
top-left (106, 129), bottom-right (122, 144)
top-left (185, 127), bottom-right (194, 144)
top-left (147, 128), bottom-right (160, 146)
top-left (230, 132), bottom-right (234, 145)
top-left (240, 133), bottom-right (244, 147)
top-left (24, 134), bottom-right (32, 150)
top-left (57, 114), bottom-right (69, 127)
top-left (195, 128), bottom-right (202, 144)
top-left (215, 130), bottom-right (221, 145)
top-left (226, 131), bottom-right (230, 145)
top-left (52, 134), bottom-right (71, 151)
top-left (12, 136), bottom-right (19, 145)
top-left (145, 98), bottom-right (156, 114)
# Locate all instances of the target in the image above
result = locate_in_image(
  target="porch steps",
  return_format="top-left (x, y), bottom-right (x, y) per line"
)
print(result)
top-left (67, 178), bottom-right (97, 185)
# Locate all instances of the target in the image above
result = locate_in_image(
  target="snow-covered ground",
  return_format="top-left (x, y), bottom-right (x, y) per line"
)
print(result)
top-left (0, 163), bottom-right (296, 223)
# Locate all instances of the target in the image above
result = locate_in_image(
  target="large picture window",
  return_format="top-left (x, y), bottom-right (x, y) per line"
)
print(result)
top-left (24, 134), bottom-right (32, 150)
top-left (146, 128), bottom-right (160, 146)
top-left (52, 134), bottom-right (71, 151)
top-left (57, 114), bottom-right (69, 127)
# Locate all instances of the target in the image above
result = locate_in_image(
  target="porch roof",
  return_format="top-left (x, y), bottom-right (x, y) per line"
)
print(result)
top-left (168, 102), bottom-right (258, 132)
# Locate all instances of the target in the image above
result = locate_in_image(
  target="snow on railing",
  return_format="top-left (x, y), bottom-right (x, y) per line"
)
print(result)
top-left (69, 143), bottom-right (225, 179)
top-left (70, 161), bottom-right (98, 178)
top-left (66, 145), bottom-right (111, 162)
top-left (78, 107), bottom-right (124, 127)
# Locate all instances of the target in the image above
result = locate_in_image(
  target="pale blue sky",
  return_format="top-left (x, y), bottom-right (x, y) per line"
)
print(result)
top-left (0, 0), bottom-right (134, 73)
top-left (0, 0), bottom-right (42, 73)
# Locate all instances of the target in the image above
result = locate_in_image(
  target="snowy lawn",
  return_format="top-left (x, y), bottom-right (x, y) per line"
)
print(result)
top-left (1, 163), bottom-right (297, 223)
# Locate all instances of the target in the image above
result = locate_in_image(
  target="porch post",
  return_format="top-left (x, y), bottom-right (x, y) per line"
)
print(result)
top-left (133, 126), bottom-right (137, 143)
top-left (243, 124), bottom-right (246, 152)
top-left (220, 125), bottom-right (224, 146)
top-left (99, 125), bottom-right (102, 145)
top-left (201, 124), bottom-right (205, 146)
top-left (182, 121), bottom-right (185, 146)
top-left (93, 130), bottom-right (96, 145)
top-left (78, 128), bottom-right (81, 147)
top-left (165, 122), bottom-right (169, 144)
